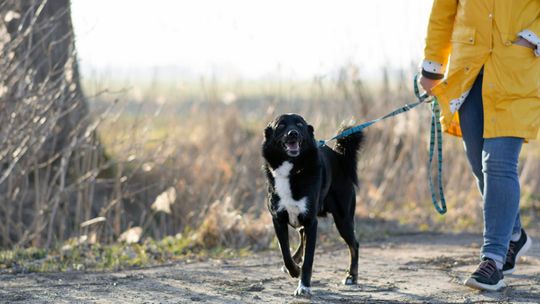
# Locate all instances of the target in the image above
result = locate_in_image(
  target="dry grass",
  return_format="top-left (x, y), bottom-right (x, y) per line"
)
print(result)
top-left (3, 58), bottom-right (540, 254)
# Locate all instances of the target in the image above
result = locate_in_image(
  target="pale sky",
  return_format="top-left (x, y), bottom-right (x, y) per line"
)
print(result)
top-left (71, 0), bottom-right (433, 80)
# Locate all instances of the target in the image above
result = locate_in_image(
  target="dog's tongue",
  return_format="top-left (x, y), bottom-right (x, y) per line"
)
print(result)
top-left (285, 142), bottom-right (299, 151)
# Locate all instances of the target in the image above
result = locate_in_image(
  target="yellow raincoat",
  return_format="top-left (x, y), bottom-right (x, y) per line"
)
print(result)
top-left (424, 0), bottom-right (540, 140)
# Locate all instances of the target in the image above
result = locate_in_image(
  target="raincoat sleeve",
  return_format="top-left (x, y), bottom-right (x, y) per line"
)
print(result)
top-left (423, 0), bottom-right (459, 73)
top-left (518, 17), bottom-right (540, 57)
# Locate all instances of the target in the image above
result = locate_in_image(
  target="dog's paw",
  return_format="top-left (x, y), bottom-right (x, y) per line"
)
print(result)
top-left (281, 265), bottom-right (300, 278)
top-left (343, 274), bottom-right (357, 285)
top-left (293, 281), bottom-right (312, 297)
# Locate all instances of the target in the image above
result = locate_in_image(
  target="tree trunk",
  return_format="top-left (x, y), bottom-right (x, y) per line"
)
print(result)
top-left (0, 0), bottom-right (103, 247)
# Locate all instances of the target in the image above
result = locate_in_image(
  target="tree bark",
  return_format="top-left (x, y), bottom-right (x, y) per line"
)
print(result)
top-left (0, 0), bottom-right (101, 247)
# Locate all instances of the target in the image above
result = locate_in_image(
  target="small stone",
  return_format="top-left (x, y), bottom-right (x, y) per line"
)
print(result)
top-left (246, 283), bottom-right (265, 292)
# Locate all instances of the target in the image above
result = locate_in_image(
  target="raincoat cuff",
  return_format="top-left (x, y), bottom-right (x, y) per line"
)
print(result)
top-left (422, 59), bottom-right (444, 75)
top-left (518, 29), bottom-right (540, 57)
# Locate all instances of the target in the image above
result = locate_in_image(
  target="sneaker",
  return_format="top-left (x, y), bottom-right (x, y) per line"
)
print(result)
top-left (503, 228), bottom-right (532, 275)
top-left (464, 258), bottom-right (506, 291)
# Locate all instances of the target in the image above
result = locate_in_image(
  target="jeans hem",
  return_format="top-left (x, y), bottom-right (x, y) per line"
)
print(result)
top-left (481, 252), bottom-right (505, 265)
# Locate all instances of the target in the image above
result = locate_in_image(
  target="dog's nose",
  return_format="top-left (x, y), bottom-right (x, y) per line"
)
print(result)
top-left (287, 130), bottom-right (299, 139)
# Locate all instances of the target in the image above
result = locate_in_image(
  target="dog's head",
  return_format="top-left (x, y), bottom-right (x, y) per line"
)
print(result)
top-left (263, 114), bottom-right (315, 159)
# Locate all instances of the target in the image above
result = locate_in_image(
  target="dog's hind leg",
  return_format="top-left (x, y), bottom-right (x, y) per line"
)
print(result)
top-left (333, 208), bottom-right (359, 285)
top-left (273, 218), bottom-right (301, 278)
top-left (292, 227), bottom-right (305, 264)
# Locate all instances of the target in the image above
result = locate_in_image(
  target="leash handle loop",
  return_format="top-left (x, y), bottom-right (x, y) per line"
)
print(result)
top-left (428, 100), bottom-right (447, 214)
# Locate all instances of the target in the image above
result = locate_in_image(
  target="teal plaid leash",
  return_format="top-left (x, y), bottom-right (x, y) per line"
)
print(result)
top-left (318, 74), bottom-right (447, 215)
top-left (415, 75), bottom-right (447, 215)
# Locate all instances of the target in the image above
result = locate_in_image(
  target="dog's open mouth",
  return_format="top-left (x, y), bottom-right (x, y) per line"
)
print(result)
top-left (283, 140), bottom-right (300, 157)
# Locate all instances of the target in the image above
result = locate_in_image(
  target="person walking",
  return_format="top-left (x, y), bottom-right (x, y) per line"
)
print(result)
top-left (419, 0), bottom-right (539, 291)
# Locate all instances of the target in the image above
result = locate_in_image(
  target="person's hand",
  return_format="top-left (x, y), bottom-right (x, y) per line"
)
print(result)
top-left (513, 37), bottom-right (536, 49)
top-left (419, 75), bottom-right (442, 96)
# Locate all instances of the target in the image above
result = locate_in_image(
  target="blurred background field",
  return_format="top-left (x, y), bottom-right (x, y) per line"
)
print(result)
top-left (1, 0), bottom-right (539, 273)
top-left (86, 68), bottom-right (540, 242)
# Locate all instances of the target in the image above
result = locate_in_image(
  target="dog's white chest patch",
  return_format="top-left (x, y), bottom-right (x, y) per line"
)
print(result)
top-left (271, 161), bottom-right (307, 227)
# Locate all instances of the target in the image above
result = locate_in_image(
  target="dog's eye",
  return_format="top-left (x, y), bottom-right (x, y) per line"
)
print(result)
top-left (296, 122), bottom-right (303, 127)
top-left (276, 124), bottom-right (285, 130)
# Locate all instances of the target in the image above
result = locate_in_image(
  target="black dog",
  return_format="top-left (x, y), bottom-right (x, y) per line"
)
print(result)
top-left (262, 113), bottom-right (363, 296)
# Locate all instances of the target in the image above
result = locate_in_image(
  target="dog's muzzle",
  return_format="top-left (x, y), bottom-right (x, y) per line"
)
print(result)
top-left (282, 130), bottom-right (301, 157)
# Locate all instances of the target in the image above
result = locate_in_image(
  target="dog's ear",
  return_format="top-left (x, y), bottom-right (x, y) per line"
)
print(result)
top-left (264, 125), bottom-right (273, 139)
top-left (308, 125), bottom-right (314, 137)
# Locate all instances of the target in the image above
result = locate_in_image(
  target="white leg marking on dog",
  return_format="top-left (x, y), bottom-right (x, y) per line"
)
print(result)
top-left (294, 280), bottom-right (312, 296)
top-left (271, 161), bottom-right (307, 227)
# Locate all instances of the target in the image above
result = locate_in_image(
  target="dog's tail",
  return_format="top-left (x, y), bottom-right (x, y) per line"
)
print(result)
top-left (334, 126), bottom-right (364, 186)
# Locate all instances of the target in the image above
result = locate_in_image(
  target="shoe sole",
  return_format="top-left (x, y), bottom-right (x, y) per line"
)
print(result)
top-left (503, 235), bottom-right (532, 275)
top-left (464, 277), bottom-right (506, 291)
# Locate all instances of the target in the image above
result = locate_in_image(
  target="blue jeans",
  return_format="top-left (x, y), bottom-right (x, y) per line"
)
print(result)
top-left (458, 72), bottom-right (523, 265)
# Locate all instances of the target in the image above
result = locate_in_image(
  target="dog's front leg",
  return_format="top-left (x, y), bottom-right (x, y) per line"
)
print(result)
top-left (273, 217), bottom-right (300, 278)
top-left (294, 218), bottom-right (317, 296)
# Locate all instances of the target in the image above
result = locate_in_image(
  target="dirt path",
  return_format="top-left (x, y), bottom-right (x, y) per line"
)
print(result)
top-left (1, 232), bottom-right (539, 303)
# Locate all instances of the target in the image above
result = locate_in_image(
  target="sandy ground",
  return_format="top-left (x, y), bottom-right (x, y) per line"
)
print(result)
top-left (1, 232), bottom-right (539, 304)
